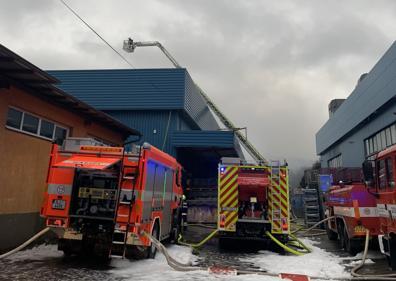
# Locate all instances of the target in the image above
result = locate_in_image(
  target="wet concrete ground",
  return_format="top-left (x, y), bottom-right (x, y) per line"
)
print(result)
top-left (313, 232), bottom-right (391, 276)
top-left (0, 225), bottom-right (392, 280)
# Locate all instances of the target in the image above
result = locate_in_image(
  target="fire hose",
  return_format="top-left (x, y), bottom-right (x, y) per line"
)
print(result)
top-left (177, 229), bottom-right (219, 248)
top-left (176, 217), bottom-right (331, 254)
top-left (2, 223), bottom-right (396, 280)
top-left (350, 229), bottom-right (396, 280)
top-left (0, 227), bottom-right (50, 260)
top-left (144, 230), bottom-right (395, 280)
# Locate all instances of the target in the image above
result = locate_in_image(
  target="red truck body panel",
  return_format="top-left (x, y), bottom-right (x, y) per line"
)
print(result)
top-left (40, 141), bottom-right (183, 255)
top-left (325, 183), bottom-right (380, 237)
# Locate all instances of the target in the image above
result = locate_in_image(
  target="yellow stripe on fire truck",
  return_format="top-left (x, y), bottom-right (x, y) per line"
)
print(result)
top-left (270, 167), bottom-right (290, 234)
top-left (218, 166), bottom-right (239, 232)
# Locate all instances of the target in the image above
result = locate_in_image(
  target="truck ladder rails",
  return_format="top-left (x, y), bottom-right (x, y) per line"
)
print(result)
top-left (270, 161), bottom-right (283, 234)
top-left (196, 85), bottom-right (267, 165)
top-left (110, 149), bottom-right (141, 258)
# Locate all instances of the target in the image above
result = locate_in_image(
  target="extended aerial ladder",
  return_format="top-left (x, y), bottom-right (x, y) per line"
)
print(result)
top-left (123, 38), bottom-right (267, 164)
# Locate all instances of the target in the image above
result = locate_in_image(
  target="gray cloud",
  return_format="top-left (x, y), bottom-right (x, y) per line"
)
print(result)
top-left (0, 0), bottom-right (395, 179)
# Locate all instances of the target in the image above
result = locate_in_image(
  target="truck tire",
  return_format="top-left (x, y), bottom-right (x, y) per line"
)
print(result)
top-left (148, 222), bottom-right (160, 259)
top-left (337, 221), bottom-right (346, 249)
top-left (128, 222), bottom-right (160, 259)
top-left (58, 238), bottom-right (80, 257)
top-left (218, 237), bottom-right (231, 250)
top-left (128, 246), bottom-right (149, 260)
top-left (343, 226), bottom-right (361, 256)
top-left (326, 221), bottom-right (338, 241)
top-left (388, 235), bottom-right (396, 270)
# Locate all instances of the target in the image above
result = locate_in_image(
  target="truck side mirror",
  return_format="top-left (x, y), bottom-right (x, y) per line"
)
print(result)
top-left (362, 160), bottom-right (374, 185)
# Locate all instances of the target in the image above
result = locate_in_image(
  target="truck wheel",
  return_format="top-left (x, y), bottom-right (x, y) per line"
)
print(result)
top-left (129, 246), bottom-right (149, 260)
top-left (128, 223), bottom-right (160, 260)
top-left (58, 239), bottom-right (78, 257)
top-left (343, 227), bottom-right (360, 256)
top-left (148, 223), bottom-right (160, 259)
top-left (218, 237), bottom-right (230, 250)
top-left (337, 222), bottom-right (346, 249)
top-left (388, 236), bottom-right (396, 270)
top-left (62, 249), bottom-right (73, 257)
top-left (326, 221), bottom-right (338, 241)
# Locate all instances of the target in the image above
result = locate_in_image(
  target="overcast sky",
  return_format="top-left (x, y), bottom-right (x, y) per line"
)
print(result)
top-left (1, 0), bottom-right (395, 174)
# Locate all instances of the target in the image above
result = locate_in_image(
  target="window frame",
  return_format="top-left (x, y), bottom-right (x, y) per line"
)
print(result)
top-left (5, 106), bottom-right (69, 142)
top-left (386, 157), bottom-right (395, 190)
top-left (365, 122), bottom-right (396, 157)
top-left (328, 154), bottom-right (342, 168)
top-left (378, 159), bottom-right (387, 190)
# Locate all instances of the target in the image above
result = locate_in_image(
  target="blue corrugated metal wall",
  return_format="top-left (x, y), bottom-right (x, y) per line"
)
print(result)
top-left (172, 130), bottom-right (235, 148)
top-left (48, 68), bottom-right (241, 159)
top-left (319, 102), bottom-right (396, 168)
top-left (48, 69), bottom-right (186, 110)
top-left (316, 42), bottom-right (396, 154)
top-left (106, 110), bottom-right (178, 155)
top-left (184, 72), bottom-right (219, 130)
top-left (48, 69), bottom-right (220, 131)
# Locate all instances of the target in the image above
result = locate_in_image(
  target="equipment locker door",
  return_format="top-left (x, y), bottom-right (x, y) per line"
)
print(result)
top-left (161, 169), bottom-right (174, 238)
top-left (142, 161), bottom-right (156, 222)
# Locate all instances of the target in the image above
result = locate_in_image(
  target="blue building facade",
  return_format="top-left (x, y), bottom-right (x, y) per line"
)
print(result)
top-left (48, 68), bottom-right (242, 220)
top-left (316, 42), bottom-right (396, 168)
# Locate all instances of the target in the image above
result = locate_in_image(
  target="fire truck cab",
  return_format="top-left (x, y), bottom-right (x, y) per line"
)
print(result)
top-left (41, 138), bottom-right (184, 259)
top-left (366, 144), bottom-right (396, 269)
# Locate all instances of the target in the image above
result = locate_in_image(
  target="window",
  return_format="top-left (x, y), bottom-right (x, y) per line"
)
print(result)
top-left (54, 127), bottom-right (67, 145)
top-left (369, 138), bottom-right (374, 155)
top-left (381, 131), bottom-right (386, 150)
top-left (328, 155), bottom-right (342, 168)
top-left (379, 160), bottom-right (386, 190)
top-left (376, 134), bottom-right (382, 151)
top-left (386, 158), bottom-right (395, 189)
top-left (392, 125), bottom-right (396, 144)
top-left (373, 137), bottom-right (377, 152)
top-left (22, 113), bottom-right (39, 134)
top-left (386, 128), bottom-right (392, 147)
top-left (365, 122), bottom-right (396, 156)
top-left (365, 139), bottom-right (370, 155)
top-left (40, 120), bottom-right (54, 139)
top-left (6, 108), bottom-right (23, 129)
top-left (5, 107), bottom-right (68, 144)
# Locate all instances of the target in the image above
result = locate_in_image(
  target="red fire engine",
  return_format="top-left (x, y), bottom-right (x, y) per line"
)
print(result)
top-left (324, 179), bottom-right (380, 255)
top-left (40, 138), bottom-right (184, 259)
top-left (217, 158), bottom-right (290, 248)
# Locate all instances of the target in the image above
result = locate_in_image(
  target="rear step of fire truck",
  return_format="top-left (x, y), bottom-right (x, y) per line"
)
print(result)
top-left (109, 156), bottom-right (140, 258)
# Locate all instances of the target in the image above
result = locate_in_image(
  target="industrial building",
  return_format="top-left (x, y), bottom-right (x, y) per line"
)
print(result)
top-left (48, 69), bottom-right (243, 222)
top-left (0, 45), bottom-right (140, 251)
top-left (316, 41), bottom-right (396, 168)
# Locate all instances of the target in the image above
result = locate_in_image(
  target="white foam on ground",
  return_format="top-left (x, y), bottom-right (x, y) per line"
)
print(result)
top-left (110, 245), bottom-right (281, 281)
top-left (240, 238), bottom-right (351, 281)
top-left (4, 244), bottom-right (62, 261)
top-left (341, 250), bottom-right (385, 261)
top-left (348, 259), bottom-right (374, 266)
top-left (3, 238), bottom-right (367, 281)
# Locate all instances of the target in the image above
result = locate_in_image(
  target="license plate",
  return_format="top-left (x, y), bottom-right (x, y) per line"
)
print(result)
top-left (52, 199), bottom-right (66, 210)
top-left (354, 225), bottom-right (366, 233)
